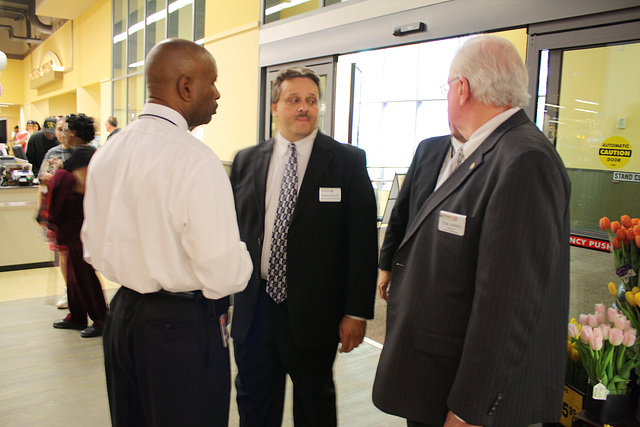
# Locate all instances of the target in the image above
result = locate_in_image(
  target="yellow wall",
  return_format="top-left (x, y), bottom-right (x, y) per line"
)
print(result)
top-left (204, 29), bottom-right (260, 162)
top-left (20, 0), bottom-right (110, 125)
top-left (208, 0), bottom-right (260, 32)
top-left (203, 0), bottom-right (261, 162)
top-left (0, 59), bottom-right (25, 105)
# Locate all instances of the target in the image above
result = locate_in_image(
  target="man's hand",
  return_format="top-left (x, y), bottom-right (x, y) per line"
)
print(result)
top-left (339, 316), bottom-right (366, 353)
top-left (377, 270), bottom-right (391, 301)
top-left (443, 411), bottom-right (480, 427)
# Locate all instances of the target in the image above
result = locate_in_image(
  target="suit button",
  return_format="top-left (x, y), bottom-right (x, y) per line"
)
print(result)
top-left (253, 273), bottom-right (260, 279)
top-left (257, 237), bottom-right (262, 245)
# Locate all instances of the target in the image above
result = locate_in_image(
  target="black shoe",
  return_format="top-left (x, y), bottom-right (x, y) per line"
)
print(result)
top-left (53, 319), bottom-right (86, 330)
top-left (81, 326), bottom-right (103, 338)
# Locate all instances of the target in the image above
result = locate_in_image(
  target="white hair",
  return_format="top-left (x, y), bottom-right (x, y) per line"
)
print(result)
top-left (450, 35), bottom-right (530, 108)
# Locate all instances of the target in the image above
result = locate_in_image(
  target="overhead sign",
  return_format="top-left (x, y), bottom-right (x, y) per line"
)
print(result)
top-left (30, 51), bottom-right (64, 89)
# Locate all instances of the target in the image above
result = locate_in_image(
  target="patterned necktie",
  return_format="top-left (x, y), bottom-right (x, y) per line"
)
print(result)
top-left (267, 143), bottom-right (298, 304)
top-left (454, 146), bottom-right (465, 169)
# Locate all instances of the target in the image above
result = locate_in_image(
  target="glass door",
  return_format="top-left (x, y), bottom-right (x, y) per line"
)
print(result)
top-left (263, 56), bottom-right (336, 140)
top-left (527, 16), bottom-right (640, 237)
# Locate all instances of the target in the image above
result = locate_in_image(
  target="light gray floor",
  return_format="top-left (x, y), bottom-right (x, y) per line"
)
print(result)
top-left (0, 288), bottom-right (404, 427)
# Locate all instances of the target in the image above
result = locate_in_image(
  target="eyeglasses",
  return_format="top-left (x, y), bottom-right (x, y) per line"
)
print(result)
top-left (439, 76), bottom-right (462, 95)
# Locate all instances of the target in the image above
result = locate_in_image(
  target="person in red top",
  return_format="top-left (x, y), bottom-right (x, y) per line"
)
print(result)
top-left (49, 115), bottom-right (107, 338)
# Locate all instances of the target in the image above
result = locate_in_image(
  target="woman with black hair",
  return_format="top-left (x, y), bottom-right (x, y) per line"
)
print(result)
top-left (49, 114), bottom-right (107, 338)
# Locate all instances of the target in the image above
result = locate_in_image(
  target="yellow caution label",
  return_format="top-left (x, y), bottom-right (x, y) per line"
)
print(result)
top-left (599, 136), bottom-right (632, 169)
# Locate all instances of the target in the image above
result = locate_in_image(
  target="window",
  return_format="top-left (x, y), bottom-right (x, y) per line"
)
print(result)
top-left (263, 0), bottom-right (353, 25)
top-left (111, 0), bottom-right (205, 125)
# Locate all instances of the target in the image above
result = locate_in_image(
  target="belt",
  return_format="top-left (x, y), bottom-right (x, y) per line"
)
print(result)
top-left (157, 289), bottom-right (201, 300)
top-left (155, 289), bottom-right (230, 318)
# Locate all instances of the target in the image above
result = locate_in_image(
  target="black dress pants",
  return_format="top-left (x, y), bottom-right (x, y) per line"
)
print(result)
top-left (103, 286), bottom-right (230, 427)
top-left (234, 282), bottom-right (338, 427)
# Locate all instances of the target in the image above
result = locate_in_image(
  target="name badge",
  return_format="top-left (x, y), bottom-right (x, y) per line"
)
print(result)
top-left (437, 210), bottom-right (466, 236)
top-left (319, 188), bottom-right (341, 202)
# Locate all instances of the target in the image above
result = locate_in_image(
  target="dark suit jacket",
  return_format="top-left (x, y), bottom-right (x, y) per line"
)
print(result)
top-left (230, 132), bottom-right (378, 348)
top-left (373, 110), bottom-right (571, 426)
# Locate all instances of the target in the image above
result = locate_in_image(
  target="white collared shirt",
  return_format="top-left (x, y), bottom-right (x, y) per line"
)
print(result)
top-left (81, 103), bottom-right (252, 299)
top-left (260, 128), bottom-right (318, 278)
top-left (435, 107), bottom-right (520, 190)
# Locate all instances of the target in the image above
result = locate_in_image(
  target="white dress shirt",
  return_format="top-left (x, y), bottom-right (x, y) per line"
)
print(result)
top-left (260, 129), bottom-right (317, 278)
top-left (81, 103), bottom-right (252, 300)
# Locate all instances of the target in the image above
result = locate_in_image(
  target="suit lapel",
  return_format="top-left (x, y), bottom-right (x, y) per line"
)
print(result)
top-left (412, 137), bottom-right (450, 208)
top-left (291, 133), bottom-right (332, 224)
top-left (254, 139), bottom-right (273, 223)
top-left (398, 110), bottom-right (529, 251)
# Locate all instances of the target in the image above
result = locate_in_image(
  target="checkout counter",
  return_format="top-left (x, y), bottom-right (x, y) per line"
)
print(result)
top-left (0, 156), bottom-right (54, 270)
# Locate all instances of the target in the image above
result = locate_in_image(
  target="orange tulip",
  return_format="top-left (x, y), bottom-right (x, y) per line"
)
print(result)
top-left (611, 221), bottom-right (622, 233)
top-left (636, 234), bottom-right (640, 248)
top-left (632, 218), bottom-right (640, 226)
top-left (600, 217), bottom-right (611, 231)
top-left (633, 225), bottom-right (640, 236)
top-left (625, 228), bottom-right (634, 242)
top-left (617, 228), bottom-right (627, 241)
top-left (613, 237), bottom-right (622, 250)
top-left (621, 215), bottom-right (633, 228)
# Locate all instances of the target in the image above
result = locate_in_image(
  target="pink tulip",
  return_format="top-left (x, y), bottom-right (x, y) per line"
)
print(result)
top-left (568, 323), bottom-right (579, 338)
top-left (623, 331), bottom-right (637, 347)
top-left (581, 326), bottom-right (594, 344)
top-left (614, 314), bottom-right (630, 331)
top-left (588, 314), bottom-right (599, 328)
top-left (590, 334), bottom-right (604, 351)
top-left (595, 303), bottom-right (606, 314)
top-left (600, 323), bottom-right (611, 340)
top-left (595, 312), bottom-right (606, 325)
top-left (607, 308), bottom-right (619, 323)
top-left (609, 328), bottom-right (624, 346)
top-left (579, 314), bottom-right (589, 326)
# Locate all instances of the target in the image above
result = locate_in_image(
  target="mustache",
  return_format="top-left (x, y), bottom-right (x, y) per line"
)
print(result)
top-left (296, 113), bottom-right (309, 119)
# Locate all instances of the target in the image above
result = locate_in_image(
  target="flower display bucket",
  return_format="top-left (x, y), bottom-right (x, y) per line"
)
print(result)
top-left (584, 384), bottom-right (634, 424)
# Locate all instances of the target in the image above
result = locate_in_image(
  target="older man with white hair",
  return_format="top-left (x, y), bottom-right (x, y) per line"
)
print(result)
top-left (373, 34), bottom-right (571, 427)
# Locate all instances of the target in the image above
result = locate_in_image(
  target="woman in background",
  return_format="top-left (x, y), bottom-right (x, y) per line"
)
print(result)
top-left (49, 114), bottom-right (107, 338)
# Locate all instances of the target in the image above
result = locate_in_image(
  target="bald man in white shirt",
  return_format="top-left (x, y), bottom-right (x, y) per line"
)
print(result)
top-left (82, 38), bottom-right (252, 426)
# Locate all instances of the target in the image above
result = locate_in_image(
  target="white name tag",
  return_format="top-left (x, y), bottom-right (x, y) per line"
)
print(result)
top-left (319, 187), bottom-right (341, 202)
top-left (437, 210), bottom-right (466, 236)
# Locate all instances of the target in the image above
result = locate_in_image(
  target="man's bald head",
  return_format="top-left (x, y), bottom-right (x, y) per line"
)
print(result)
top-left (145, 38), bottom-right (221, 129)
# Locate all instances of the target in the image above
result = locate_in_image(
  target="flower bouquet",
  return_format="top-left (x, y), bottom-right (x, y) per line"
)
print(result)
top-left (569, 304), bottom-right (639, 395)
top-left (599, 215), bottom-right (640, 292)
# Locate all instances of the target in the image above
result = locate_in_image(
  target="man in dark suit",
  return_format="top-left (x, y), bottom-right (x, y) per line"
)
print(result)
top-left (373, 35), bottom-right (571, 427)
top-left (230, 67), bottom-right (378, 426)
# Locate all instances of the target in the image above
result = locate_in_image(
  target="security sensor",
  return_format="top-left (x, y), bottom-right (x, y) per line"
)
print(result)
top-left (393, 22), bottom-right (427, 37)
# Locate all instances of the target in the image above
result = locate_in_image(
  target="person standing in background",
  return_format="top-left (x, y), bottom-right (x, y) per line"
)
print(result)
top-left (104, 116), bottom-right (121, 141)
top-left (38, 117), bottom-right (76, 310)
top-left (372, 35), bottom-right (571, 427)
top-left (230, 67), bottom-right (378, 427)
top-left (82, 38), bottom-right (252, 426)
top-left (26, 117), bottom-right (59, 176)
top-left (50, 114), bottom-right (107, 338)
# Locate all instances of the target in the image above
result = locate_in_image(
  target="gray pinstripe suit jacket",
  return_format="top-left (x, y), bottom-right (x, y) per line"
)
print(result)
top-left (373, 110), bottom-right (571, 426)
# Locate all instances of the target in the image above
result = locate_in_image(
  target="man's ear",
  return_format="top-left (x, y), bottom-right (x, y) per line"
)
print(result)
top-left (458, 76), bottom-right (471, 106)
top-left (177, 75), bottom-right (193, 102)
top-left (271, 102), bottom-right (278, 118)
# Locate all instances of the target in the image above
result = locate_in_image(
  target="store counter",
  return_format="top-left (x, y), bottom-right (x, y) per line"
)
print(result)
top-left (0, 185), bottom-right (54, 270)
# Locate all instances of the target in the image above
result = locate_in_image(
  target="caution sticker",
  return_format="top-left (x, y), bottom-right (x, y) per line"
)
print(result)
top-left (599, 136), bottom-right (632, 169)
